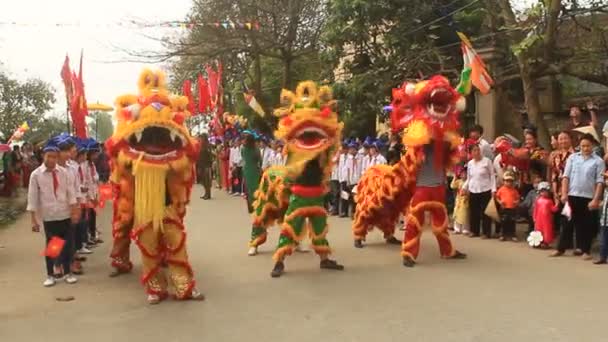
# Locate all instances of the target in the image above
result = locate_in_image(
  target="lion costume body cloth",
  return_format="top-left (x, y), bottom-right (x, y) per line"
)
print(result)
top-left (248, 81), bottom-right (343, 262)
top-left (105, 70), bottom-right (201, 299)
top-left (354, 76), bottom-right (466, 262)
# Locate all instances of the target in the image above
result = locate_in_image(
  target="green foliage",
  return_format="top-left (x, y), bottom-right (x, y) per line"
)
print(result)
top-left (88, 111), bottom-right (114, 142)
top-left (0, 72), bottom-right (55, 141)
top-left (24, 115), bottom-right (69, 145)
top-left (322, 0), bottom-right (483, 137)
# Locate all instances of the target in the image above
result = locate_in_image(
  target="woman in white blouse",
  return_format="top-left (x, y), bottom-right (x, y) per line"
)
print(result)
top-left (466, 144), bottom-right (496, 238)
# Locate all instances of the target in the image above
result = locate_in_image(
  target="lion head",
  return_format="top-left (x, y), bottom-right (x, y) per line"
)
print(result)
top-left (106, 69), bottom-right (198, 169)
top-left (406, 75), bottom-right (464, 133)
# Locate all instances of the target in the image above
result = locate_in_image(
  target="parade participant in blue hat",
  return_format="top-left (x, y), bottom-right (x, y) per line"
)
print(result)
top-left (27, 138), bottom-right (79, 286)
top-left (369, 140), bottom-right (387, 167)
top-left (339, 141), bottom-right (362, 218)
top-left (73, 138), bottom-right (94, 258)
top-left (85, 138), bottom-right (102, 244)
top-left (53, 135), bottom-right (88, 273)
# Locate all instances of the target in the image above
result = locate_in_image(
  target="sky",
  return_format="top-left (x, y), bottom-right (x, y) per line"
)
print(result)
top-left (0, 0), bottom-right (192, 115)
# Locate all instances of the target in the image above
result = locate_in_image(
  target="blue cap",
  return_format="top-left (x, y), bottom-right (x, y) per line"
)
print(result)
top-left (348, 140), bottom-right (359, 149)
top-left (55, 133), bottom-right (75, 148)
top-left (86, 138), bottom-right (101, 153)
top-left (74, 137), bottom-right (88, 153)
top-left (43, 139), bottom-right (60, 153)
top-left (371, 140), bottom-right (384, 150)
top-left (363, 136), bottom-right (374, 147)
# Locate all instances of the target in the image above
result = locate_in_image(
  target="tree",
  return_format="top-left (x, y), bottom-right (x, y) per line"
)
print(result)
top-left (322, 0), bottom-right (484, 137)
top-left (483, 0), bottom-right (608, 144)
top-left (87, 111), bottom-right (114, 142)
top-left (123, 0), bottom-right (326, 117)
top-left (24, 115), bottom-right (69, 145)
top-left (0, 71), bottom-right (55, 140)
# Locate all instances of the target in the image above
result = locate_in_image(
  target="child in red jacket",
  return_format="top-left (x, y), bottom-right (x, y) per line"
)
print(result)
top-left (533, 182), bottom-right (559, 248)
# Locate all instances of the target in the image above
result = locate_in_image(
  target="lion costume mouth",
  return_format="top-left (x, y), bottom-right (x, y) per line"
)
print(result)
top-left (126, 125), bottom-right (187, 160)
top-left (289, 122), bottom-right (332, 150)
top-left (426, 88), bottom-right (454, 119)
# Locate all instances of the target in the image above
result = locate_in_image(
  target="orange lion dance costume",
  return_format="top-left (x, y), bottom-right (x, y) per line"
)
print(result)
top-left (354, 76), bottom-right (467, 267)
top-left (105, 69), bottom-right (204, 303)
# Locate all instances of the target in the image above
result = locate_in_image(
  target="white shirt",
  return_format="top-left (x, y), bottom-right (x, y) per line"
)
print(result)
top-left (344, 154), bottom-right (362, 185)
top-left (466, 157), bottom-right (496, 193)
top-left (77, 161), bottom-right (93, 201)
top-left (65, 160), bottom-right (84, 203)
top-left (270, 150), bottom-right (285, 166)
top-left (493, 154), bottom-right (504, 187)
top-left (87, 161), bottom-right (99, 200)
top-left (230, 146), bottom-right (242, 167)
top-left (478, 138), bottom-right (494, 160)
top-left (330, 152), bottom-right (341, 181)
top-left (368, 154), bottom-right (387, 168)
top-left (261, 147), bottom-right (274, 170)
top-left (338, 153), bottom-right (348, 183)
top-left (27, 164), bottom-right (77, 222)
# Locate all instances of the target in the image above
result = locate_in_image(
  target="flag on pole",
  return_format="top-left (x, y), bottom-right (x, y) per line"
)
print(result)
top-left (7, 121), bottom-right (30, 143)
top-left (69, 50), bottom-right (89, 138)
top-left (244, 92), bottom-right (265, 117)
top-left (60, 55), bottom-right (73, 104)
top-left (241, 81), bottom-right (264, 117)
top-left (457, 32), bottom-right (494, 95)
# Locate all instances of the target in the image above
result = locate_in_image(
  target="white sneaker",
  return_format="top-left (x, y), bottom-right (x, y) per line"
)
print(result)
top-left (43, 277), bottom-right (56, 287)
top-left (65, 274), bottom-right (78, 284)
top-left (78, 247), bottom-right (93, 254)
top-left (248, 246), bottom-right (258, 256)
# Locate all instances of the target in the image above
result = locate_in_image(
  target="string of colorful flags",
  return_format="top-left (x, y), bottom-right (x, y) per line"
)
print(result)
top-left (0, 20), bottom-right (261, 30)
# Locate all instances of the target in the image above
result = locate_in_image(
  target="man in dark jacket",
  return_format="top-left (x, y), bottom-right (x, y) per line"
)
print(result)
top-left (198, 134), bottom-right (214, 200)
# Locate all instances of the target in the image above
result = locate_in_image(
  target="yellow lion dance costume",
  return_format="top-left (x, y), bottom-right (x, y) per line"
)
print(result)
top-left (105, 69), bottom-right (204, 304)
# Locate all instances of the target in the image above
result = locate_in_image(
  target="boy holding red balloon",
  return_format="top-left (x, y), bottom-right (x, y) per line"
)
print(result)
top-left (26, 138), bottom-right (79, 287)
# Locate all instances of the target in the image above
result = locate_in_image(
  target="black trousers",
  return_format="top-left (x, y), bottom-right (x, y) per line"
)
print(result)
top-left (88, 208), bottom-right (97, 240)
top-left (43, 219), bottom-right (72, 276)
top-left (500, 208), bottom-right (516, 238)
top-left (231, 167), bottom-right (242, 194)
top-left (560, 196), bottom-right (598, 254)
top-left (75, 209), bottom-right (88, 251)
top-left (469, 191), bottom-right (492, 237)
top-left (199, 167), bottom-right (212, 198)
top-left (340, 182), bottom-right (355, 216)
top-left (329, 180), bottom-right (340, 215)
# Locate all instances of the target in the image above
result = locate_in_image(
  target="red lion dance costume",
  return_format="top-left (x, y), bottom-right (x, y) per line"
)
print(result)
top-left (354, 76), bottom-right (467, 267)
top-left (105, 69), bottom-right (204, 304)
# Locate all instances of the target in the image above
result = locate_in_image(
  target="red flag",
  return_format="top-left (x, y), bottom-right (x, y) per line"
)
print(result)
top-left (206, 65), bottom-right (219, 110)
top-left (197, 74), bottom-right (210, 114)
top-left (68, 50), bottom-right (88, 138)
top-left (41, 237), bottom-right (65, 258)
top-left (60, 55), bottom-right (73, 104)
top-left (182, 79), bottom-right (195, 114)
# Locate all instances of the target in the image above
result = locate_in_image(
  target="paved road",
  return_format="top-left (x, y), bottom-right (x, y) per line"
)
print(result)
top-left (1, 187), bottom-right (607, 342)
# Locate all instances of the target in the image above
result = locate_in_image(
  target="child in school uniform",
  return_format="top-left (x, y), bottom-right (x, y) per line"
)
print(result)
top-left (86, 139), bottom-right (102, 245)
top-left (495, 171), bottom-right (520, 241)
top-left (341, 141), bottom-right (362, 218)
top-left (27, 139), bottom-right (79, 287)
top-left (74, 140), bottom-right (93, 255)
top-left (55, 135), bottom-right (87, 275)
top-left (451, 168), bottom-right (470, 235)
